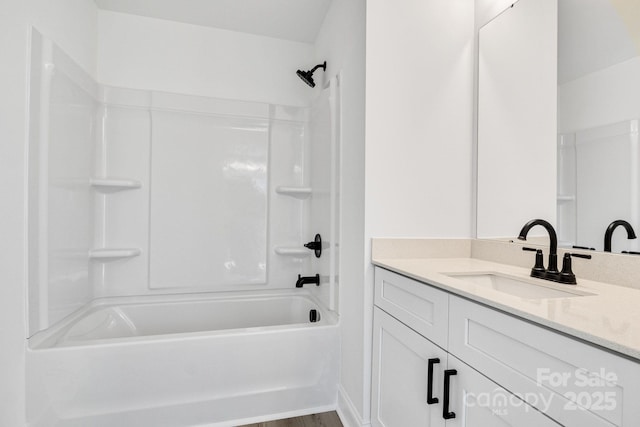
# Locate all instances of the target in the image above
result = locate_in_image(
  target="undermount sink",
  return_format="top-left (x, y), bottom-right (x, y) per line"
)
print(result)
top-left (445, 272), bottom-right (594, 299)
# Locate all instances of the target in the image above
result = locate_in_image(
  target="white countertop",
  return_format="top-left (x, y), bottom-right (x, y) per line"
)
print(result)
top-left (373, 257), bottom-right (640, 361)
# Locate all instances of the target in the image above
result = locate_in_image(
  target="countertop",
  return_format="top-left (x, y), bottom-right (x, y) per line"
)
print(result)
top-left (373, 257), bottom-right (640, 361)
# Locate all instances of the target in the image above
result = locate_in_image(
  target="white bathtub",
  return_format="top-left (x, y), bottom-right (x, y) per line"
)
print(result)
top-left (26, 290), bottom-right (339, 427)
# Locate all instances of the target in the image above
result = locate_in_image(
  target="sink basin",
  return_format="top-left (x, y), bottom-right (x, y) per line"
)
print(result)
top-left (445, 272), bottom-right (594, 299)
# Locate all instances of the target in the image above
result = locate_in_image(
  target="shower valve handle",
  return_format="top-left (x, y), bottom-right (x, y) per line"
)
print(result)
top-left (304, 234), bottom-right (322, 258)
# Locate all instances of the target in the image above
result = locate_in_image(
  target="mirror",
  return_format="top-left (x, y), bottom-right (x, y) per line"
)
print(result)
top-left (477, 0), bottom-right (640, 253)
top-left (477, 0), bottom-right (557, 240)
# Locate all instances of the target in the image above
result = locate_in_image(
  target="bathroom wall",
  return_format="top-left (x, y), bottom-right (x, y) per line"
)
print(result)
top-left (313, 0), bottom-right (367, 423)
top-left (93, 87), bottom-right (311, 298)
top-left (21, 3), bottom-right (342, 334)
top-left (97, 11), bottom-right (315, 107)
top-left (26, 54), bottom-right (316, 326)
top-left (94, 12), bottom-right (337, 303)
top-left (317, 0), bottom-right (475, 422)
top-left (365, 0), bottom-right (474, 241)
top-left (0, 1), bottom-right (98, 424)
top-left (360, 0), bottom-right (475, 422)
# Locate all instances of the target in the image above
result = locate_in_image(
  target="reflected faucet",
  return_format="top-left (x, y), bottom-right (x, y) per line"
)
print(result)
top-left (517, 219), bottom-right (559, 274)
top-left (604, 220), bottom-right (637, 252)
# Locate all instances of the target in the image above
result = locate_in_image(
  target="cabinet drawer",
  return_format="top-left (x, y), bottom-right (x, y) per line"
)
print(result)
top-left (375, 267), bottom-right (448, 348)
top-left (449, 296), bottom-right (640, 426)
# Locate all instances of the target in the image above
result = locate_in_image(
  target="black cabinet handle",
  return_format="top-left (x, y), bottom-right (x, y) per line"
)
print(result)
top-left (443, 369), bottom-right (457, 419)
top-left (427, 358), bottom-right (440, 404)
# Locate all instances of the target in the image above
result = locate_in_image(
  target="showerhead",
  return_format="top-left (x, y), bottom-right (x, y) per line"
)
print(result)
top-left (296, 61), bottom-right (327, 88)
top-left (296, 69), bottom-right (315, 87)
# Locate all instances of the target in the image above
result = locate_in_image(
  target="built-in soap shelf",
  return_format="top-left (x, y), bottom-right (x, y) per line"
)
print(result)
top-left (89, 248), bottom-right (141, 261)
top-left (557, 194), bottom-right (576, 202)
top-left (275, 186), bottom-right (312, 199)
top-left (274, 246), bottom-right (311, 257)
top-left (91, 178), bottom-right (141, 192)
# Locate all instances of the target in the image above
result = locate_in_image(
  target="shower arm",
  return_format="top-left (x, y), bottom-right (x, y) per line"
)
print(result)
top-left (309, 62), bottom-right (327, 74)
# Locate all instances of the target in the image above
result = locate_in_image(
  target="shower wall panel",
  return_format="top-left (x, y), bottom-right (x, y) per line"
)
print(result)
top-left (308, 81), bottom-right (340, 311)
top-left (576, 120), bottom-right (639, 251)
top-left (96, 100), bottom-right (151, 296)
top-left (28, 31), bottom-right (98, 334)
top-left (29, 33), bottom-right (313, 334)
top-left (268, 107), bottom-right (311, 289)
top-left (149, 111), bottom-right (269, 289)
top-left (96, 89), bottom-right (310, 295)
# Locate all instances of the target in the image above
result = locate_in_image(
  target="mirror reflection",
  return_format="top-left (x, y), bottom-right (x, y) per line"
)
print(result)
top-left (477, 0), bottom-right (640, 254)
top-left (557, 0), bottom-right (640, 252)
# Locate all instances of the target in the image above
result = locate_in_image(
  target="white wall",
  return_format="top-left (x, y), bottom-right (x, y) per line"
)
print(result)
top-left (0, 1), bottom-right (98, 424)
top-left (313, 0), bottom-right (367, 423)
top-left (361, 0), bottom-right (475, 422)
top-left (98, 11), bottom-right (315, 107)
top-left (366, 0), bottom-right (474, 241)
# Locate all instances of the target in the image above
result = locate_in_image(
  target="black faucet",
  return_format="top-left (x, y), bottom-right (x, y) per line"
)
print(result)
top-left (604, 220), bottom-right (637, 252)
top-left (518, 219), bottom-right (559, 275)
top-left (296, 274), bottom-right (320, 288)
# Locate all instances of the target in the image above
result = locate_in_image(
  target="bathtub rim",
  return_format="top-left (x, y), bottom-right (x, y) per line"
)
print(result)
top-left (28, 289), bottom-right (337, 350)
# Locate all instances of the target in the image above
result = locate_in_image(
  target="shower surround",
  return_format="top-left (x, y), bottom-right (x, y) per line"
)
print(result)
top-left (27, 30), bottom-right (340, 425)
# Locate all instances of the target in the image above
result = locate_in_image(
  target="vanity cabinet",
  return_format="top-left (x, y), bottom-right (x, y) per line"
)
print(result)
top-left (372, 267), bottom-right (640, 426)
top-left (448, 296), bottom-right (640, 426)
top-left (372, 308), bottom-right (559, 426)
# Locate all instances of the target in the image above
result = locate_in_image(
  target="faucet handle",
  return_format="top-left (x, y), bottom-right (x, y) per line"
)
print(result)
top-left (559, 253), bottom-right (592, 285)
top-left (523, 247), bottom-right (546, 278)
top-left (570, 253), bottom-right (592, 260)
top-left (572, 245), bottom-right (595, 251)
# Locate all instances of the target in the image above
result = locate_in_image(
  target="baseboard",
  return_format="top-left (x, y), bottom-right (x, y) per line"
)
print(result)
top-left (336, 386), bottom-right (371, 427)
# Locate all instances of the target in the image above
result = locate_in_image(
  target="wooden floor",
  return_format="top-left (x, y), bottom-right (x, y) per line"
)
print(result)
top-left (238, 411), bottom-right (343, 427)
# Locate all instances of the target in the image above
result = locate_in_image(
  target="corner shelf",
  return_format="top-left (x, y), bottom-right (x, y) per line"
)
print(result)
top-left (91, 178), bottom-right (141, 193)
top-left (275, 186), bottom-right (312, 199)
top-left (89, 248), bottom-right (141, 261)
top-left (557, 195), bottom-right (576, 202)
top-left (274, 246), bottom-right (312, 257)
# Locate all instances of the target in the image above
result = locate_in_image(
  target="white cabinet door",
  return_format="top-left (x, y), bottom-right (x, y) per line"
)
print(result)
top-left (446, 355), bottom-right (560, 427)
top-left (448, 295), bottom-right (640, 426)
top-left (372, 307), bottom-right (448, 427)
top-left (372, 307), bottom-right (559, 427)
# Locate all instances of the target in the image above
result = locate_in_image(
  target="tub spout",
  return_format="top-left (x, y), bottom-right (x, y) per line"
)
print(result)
top-left (296, 274), bottom-right (320, 288)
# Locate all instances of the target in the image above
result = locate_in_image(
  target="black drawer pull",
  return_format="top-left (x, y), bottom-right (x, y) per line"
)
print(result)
top-left (443, 369), bottom-right (457, 419)
top-left (427, 358), bottom-right (440, 404)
